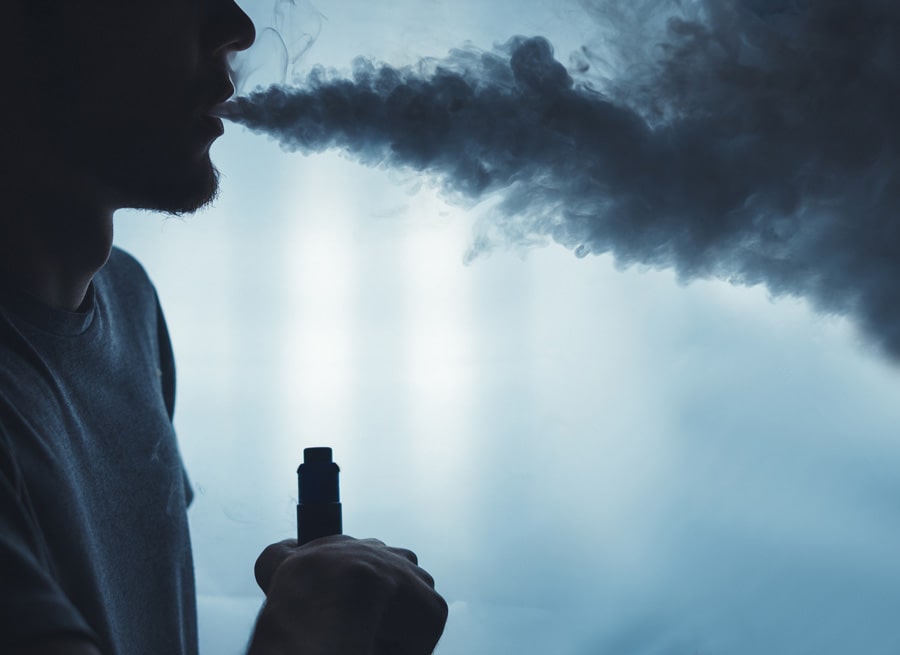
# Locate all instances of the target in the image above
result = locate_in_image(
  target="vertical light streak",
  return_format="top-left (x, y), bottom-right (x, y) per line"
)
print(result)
top-left (401, 197), bottom-right (477, 541)
top-left (277, 156), bottom-right (359, 462)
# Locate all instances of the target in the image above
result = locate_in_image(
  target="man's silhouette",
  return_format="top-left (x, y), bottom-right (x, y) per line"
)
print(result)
top-left (0, 1), bottom-right (447, 653)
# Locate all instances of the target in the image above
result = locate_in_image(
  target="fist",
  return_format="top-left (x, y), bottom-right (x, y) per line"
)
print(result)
top-left (248, 535), bottom-right (448, 655)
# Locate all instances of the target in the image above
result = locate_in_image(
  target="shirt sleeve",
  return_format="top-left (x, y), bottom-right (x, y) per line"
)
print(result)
top-left (0, 416), bottom-right (97, 650)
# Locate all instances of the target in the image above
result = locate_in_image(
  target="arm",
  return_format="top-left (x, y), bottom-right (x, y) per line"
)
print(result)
top-left (8, 537), bottom-right (447, 655)
top-left (0, 425), bottom-right (100, 654)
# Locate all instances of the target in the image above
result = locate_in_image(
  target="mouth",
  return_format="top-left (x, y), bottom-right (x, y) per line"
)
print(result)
top-left (200, 114), bottom-right (225, 136)
top-left (196, 79), bottom-right (235, 144)
top-left (195, 112), bottom-right (226, 149)
top-left (203, 79), bottom-right (236, 118)
top-left (208, 102), bottom-right (231, 120)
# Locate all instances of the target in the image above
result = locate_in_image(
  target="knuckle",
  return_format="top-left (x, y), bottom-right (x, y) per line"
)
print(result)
top-left (268, 552), bottom-right (308, 588)
top-left (312, 534), bottom-right (353, 546)
top-left (254, 542), bottom-right (296, 591)
top-left (389, 547), bottom-right (418, 565)
top-left (420, 567), bottom-right (435, 588)
top-left (257, 539), bottom-right (296, 567)
top-left (258, 542), bottom-right (283, 562)
top-left (342, 558), bottom-right (393, 593)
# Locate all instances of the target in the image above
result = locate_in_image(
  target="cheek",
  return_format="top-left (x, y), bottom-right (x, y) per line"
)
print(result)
top-left (64, 8), bottom-right (202, 124)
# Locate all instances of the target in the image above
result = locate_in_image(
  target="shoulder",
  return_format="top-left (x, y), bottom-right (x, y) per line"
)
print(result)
top-left (94, 247), bottom-right (160, 312)
top-left (100, 246), bottom-right (154, 289)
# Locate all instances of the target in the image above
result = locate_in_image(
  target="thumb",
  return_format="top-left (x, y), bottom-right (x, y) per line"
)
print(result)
top-left (254, 539), bottom-right (299, 594)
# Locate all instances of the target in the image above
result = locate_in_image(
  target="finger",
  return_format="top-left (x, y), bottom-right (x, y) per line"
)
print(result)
top-left (387, 547), bottom-right (418, 566)
top-left (377, 574), bottom-right (449, 655)
top-left (383, 547), bottom-right (436, 588)
top-left (254, 539), bottom-right (298, 594)
top-left (412, 565), bottom-right (435, 589)
top-left (256, 535), bottom-right (359, 594)
top-left (384, 548), bottom-right (435, 588)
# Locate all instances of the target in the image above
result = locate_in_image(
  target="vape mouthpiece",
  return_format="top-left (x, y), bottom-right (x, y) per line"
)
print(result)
top-left (297, 446), bottom-right (343, 545)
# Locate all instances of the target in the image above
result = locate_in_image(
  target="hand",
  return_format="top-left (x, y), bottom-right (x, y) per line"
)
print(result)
top-left (248, 535), bottom-right (448, 655)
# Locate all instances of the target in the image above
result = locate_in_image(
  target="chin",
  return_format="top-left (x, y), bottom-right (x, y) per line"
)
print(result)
top-left (121, 157), bottom-right (222, 215)
top-left (86, 121), bottom-right (224, 215)
top-left (157, 162), bottom-right (221, 215)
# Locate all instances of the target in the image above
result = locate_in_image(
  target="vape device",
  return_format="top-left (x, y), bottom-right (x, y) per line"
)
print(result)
top-left (297, 446), bottom-right (343, 545)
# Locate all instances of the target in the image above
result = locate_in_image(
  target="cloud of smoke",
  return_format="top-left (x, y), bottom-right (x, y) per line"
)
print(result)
top-left (219, 0), bottom-right (900, 358)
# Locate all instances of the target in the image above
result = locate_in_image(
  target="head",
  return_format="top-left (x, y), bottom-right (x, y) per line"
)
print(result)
top-left (6, 0), bottom-right (255, 216)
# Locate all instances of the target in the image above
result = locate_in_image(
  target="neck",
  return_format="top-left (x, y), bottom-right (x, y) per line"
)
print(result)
top-left (0, 185), bottom-right (115, 312)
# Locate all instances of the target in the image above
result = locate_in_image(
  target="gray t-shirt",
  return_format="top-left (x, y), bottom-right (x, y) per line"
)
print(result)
top-left (0, 248), bottom-right (197, 654)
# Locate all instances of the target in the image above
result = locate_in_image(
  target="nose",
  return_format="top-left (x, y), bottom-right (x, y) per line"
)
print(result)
top-left (207, 0), bottom-right (256, 56)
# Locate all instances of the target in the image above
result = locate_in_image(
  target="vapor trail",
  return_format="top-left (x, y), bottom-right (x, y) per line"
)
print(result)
top-left (220, 0), bottom-right (900, 358)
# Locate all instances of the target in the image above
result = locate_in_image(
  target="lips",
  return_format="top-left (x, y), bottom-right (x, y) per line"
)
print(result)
top-left (212, 82), bottom-right (236, 108)
top-left (193, 72), bottom-right (235, 146)
top-left (200, 75), bottom-right (236, 117)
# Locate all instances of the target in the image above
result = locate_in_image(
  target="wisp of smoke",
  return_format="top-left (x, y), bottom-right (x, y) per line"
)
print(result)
top-left (228, 0), bottom-right (324, 93)
top-left (219, 0), bottom-right (900, 358)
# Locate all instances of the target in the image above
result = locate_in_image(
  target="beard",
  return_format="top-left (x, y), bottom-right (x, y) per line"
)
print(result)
top-left (116, 152), bottom-right (222, 216)
top-left (63, 114), bottom-right (223, 216)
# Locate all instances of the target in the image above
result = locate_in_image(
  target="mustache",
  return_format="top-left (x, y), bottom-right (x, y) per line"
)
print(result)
top-left (219, 0), bottom-right (900, 359)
